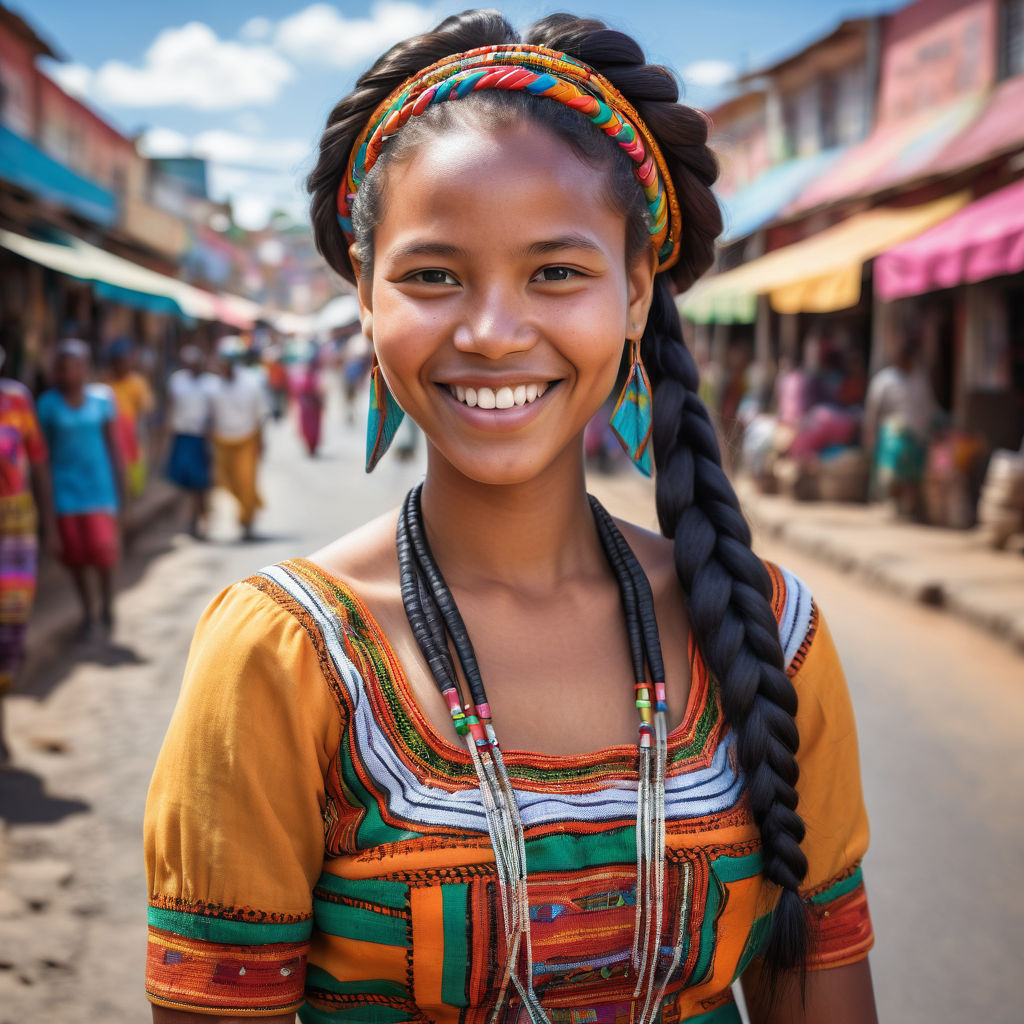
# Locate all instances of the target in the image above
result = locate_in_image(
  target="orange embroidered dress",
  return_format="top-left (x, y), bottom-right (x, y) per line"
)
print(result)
top-left (144, 559), bottom-right (873, 1021)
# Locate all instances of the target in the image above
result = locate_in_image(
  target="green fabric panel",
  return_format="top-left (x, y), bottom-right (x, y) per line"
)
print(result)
top-left (313, 897), bottom-right (410, 947)
top-left (526, 827), bottom-right (634, 872)
top-left (708, 849), bottom-right (763, 883)
top-left (335, 731), bottom-right (419, 848)
top-left (441, 884), bottom-right (470, 1007)
top-left (691, 870), bottom-right (719, 986)
top-left (299, 1002), bottom-right (413, 1024)
top-left (733, 913), bottom-right (773, 980)
top-left (810, 865), bottom-right (863, 906)
top-left (315, 872), bottom-right (408, 911)
top-left (304, 964), bottom-right (408, 1001)
top-left (684, 1003), bottom-right (743, 1024)
top-left (147, 905), bottom-right (312, 945)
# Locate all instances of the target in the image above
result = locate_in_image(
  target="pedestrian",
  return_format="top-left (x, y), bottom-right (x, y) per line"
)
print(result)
top-left (293, 349), bottom-right (325, 456)
top-left (264, 344), bottom-right (290, 421)
top-left (209, 336), bottom-right (268, 540)
top-left (863, 335), bottom-right (937, 518)
top-left (106, 337), bottom-right (155, 500)
top-left (145, 13), bottom-right (876, 1024)
top-left (0, 344), bottom-right (53, 763)
top-left (37, 340), bottom-right (123, 638)
top-left (164, 345), bottom-right (215, 538)
top-left (340, 330), bottom-right (372, 425)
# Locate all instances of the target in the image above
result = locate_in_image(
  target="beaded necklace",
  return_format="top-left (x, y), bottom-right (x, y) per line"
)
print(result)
top-left (396, 484), bottom-right (671, 1024)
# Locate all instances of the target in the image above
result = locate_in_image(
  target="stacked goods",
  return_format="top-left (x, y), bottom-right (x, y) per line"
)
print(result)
top-left (977, 449), bottom-right (1024, 549)
top-left (817, 448), bottom-right (870, 503)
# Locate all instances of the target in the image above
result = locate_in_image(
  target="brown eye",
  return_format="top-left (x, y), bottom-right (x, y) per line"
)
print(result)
top-left (534, 266), bottom-right (578, 283)
top-left (411, 269), bottom-right (458, 285)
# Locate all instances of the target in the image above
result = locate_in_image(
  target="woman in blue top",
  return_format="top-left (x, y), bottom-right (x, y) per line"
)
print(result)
top-left (37, 339), bottom-right (124, 638)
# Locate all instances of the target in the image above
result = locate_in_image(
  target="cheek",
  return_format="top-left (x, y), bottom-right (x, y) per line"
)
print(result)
top-left (371, 294), bottom-right (441, 402)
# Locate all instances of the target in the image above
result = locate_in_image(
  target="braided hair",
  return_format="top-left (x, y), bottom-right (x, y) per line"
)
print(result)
top-left (307, 8), bottom-right (810, 982)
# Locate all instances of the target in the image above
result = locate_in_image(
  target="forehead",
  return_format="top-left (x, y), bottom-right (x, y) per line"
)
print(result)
top-left (376, 122), bottom-right (624, 250)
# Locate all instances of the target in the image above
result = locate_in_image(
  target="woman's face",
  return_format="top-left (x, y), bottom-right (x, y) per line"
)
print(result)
top-left (55, 353), bottom-right (88, 391)
top-left (357, 121), bottom-right (656, 486)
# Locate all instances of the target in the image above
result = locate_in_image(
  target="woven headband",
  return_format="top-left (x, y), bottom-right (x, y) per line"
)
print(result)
top-left (337, 44), bottom-right (682, 273)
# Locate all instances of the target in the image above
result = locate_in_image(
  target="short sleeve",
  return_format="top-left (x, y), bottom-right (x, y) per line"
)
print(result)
top-left (767, 563), bottom-right (874, 970)
top-left (144, 580), bottom-right (343, 1016)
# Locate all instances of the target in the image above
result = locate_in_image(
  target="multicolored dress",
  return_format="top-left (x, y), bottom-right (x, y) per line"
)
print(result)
top-left (145, 559), bottom-right (873, 1021)
top-left (0, 379), bottom-right (46, 693)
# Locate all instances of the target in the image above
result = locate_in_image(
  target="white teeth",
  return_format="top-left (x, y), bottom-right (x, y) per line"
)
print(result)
top-left (451, 382), bottom-right (550, 408)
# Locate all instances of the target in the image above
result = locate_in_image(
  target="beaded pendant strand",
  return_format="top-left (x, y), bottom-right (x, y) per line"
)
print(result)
top-left (396, 485), bottom-right (672, 1023)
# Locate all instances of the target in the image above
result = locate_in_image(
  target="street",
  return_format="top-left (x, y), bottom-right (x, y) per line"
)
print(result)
top-left (1, 398), bottom-right (1022, 1024)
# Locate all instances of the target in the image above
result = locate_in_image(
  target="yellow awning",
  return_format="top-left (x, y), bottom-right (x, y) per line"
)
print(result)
top-left (681, 192), bottom-right (968, 322)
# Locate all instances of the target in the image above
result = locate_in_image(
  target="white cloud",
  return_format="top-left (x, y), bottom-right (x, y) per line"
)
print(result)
top-left (234, 112), bottom-right (266, 135)
top-left (274, 1), bottom-right (436, 67)
top-left (138, 126), bottom-right (191, 157)
top-left (48, 62), bottom-right (93, 99)
top-left (239, 16), bottom-right (273, 41)
top-left (140, 127), bottom-right (310, 170)
top-left (68, 22), bottom-right (294, 111)
top-left (681, 59), bottom-right (737, 89)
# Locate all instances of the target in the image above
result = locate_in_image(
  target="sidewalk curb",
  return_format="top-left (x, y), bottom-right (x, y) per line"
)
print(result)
top-left (24, 483), bottom-right (183, 680)
top-left (738, 484), bottom-right (1024, 653)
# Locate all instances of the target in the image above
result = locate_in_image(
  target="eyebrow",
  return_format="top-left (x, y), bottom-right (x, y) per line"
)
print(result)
top-left (522, 234), bottom-right (604, 257)
top-left (385, 234), bottom-right (603, 263)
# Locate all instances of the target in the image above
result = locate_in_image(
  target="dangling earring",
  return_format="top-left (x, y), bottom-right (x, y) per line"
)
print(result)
top-left (365, 355), bottom-right (405, 472)
top-left (610, 337), bottom-right (654, 476)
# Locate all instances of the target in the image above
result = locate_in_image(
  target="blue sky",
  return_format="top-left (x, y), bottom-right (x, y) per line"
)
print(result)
top-left (23, 1), bottom-right (897, 227)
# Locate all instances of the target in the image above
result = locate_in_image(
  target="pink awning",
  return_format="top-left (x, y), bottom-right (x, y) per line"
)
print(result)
top-left (874, 178), bottom-right (1024, 300)
top-left (784, 94), bottom-right (983, 215)
top-left (928, 74), bottom-right (1024, 179)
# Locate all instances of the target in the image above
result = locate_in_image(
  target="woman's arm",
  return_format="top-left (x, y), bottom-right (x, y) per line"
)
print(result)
top-left (742, 957), bottom-right (878, 1024)
top-left (152, 1009), bottom-right (295, 1023)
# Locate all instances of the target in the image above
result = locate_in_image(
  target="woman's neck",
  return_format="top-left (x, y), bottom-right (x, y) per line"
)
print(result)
top-left (420, 444), bottom-right (604, 594)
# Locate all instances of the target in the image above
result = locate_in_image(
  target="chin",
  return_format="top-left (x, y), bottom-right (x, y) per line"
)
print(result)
top-left (429, 440), bottom-right (579, 488)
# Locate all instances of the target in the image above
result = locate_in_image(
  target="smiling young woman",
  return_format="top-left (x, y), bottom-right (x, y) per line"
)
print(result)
top-left (145, 11), bottom-right (877, 1024)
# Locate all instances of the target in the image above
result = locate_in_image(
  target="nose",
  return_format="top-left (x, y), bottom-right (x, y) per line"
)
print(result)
top-left (454, 282), bottom-right (539, 360)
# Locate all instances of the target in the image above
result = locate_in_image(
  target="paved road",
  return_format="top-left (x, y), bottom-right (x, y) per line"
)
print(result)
top-left (0, 398), bottom-right (1020, 1022)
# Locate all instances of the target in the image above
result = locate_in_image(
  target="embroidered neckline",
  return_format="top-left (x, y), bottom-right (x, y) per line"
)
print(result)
top-left (284, 558), bottom-right (725, 788)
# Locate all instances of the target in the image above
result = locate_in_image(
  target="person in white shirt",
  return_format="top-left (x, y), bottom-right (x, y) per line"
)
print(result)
top-left (863, 336), bottom-right (938, 517)
top-left (165, 346), bottom-right (216, 537)
top-left (209, 337), bottom-right (269, 540)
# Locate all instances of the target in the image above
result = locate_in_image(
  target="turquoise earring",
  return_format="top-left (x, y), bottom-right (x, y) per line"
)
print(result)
top-left (609, 338), bottom-right (654, 477)
top-left (365, 356), bottom-right (405, 472)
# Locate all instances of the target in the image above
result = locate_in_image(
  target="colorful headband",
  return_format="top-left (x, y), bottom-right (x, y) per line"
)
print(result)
top-left (337, 44), bottom-right (682, 273)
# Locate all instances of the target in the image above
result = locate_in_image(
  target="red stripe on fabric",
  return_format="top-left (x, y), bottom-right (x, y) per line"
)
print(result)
top-left (807, 883), bottom-right (874, 970)
top-left (146, 928), bottom-right (307, 1013)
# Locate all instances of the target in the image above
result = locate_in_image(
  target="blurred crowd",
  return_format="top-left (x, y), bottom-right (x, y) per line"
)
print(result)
top-left (0, 328), bottom-right (383, 763)
top-left (585, 323), bottom-right (1024, 545)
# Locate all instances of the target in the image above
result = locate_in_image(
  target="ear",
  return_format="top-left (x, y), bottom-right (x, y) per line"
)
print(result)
top-left (626, 247), bottom-right (658, 341)
top-left (350, 243), bottom-right (373, 340)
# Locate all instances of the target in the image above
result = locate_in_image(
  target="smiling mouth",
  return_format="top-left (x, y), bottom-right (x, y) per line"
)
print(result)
top-left (446, 382), bottom-right (552, 409)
